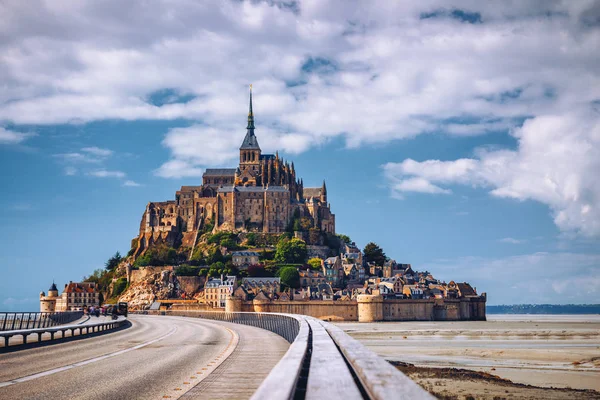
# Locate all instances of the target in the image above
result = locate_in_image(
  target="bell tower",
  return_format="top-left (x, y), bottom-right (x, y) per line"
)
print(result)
top-left (238, 85), bottom-right (261, 185)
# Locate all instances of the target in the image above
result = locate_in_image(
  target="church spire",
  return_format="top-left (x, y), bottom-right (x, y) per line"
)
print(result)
top-left (240, 84), bottom-right (260, 150)
top-left (247, 84), bottom-right (255, 130)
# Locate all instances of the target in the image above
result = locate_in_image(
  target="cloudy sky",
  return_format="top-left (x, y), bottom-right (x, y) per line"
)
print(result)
top-left (1, 0), bottom-right (599, 310)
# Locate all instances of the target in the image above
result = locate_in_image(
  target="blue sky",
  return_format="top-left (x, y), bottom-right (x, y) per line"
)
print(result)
top-left (1, 0), bottom-right (599, 310)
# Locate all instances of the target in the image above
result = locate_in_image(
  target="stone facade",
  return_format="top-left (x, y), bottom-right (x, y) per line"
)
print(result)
top-left (134, 89), bottom-right (335, 257)
top-left (40, 281), bottom-right (100, 312)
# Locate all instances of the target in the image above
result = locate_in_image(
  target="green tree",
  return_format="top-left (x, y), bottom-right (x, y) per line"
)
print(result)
top-left (307, 257), bottom-right (323, 270)
top-left (207, 248), bottom-right (224, 265)
top-left (105, 251), bottom-right (122, 271)
top-left (279, 266), bottom-right (300, 289)
top-left (275, 238), bottom-right (308, 264)
top-left (337, 234), bottom-right (352, 244)
top-left (246, 233), bottom-right (257, 247)
top-left (363, 242), bottom-right (386, 266)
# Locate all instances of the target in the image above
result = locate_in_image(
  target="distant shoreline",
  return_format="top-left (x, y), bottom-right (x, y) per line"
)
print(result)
top-left (487, 304), bottom-right (600, 314)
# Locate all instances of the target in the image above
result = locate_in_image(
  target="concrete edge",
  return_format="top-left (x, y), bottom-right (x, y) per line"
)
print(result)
top-left (322, 321), bottom-right (435, 400)
top-left (249, 316), bottom-right (309, 400)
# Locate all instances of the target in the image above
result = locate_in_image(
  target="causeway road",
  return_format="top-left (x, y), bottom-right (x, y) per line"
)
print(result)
top-left (0, 314), bottom-right (289, 399)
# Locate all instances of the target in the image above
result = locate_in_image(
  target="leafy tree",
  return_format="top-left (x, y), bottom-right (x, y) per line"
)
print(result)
top-left (363, 242), bottom-right (386, 266)
top-left (105, 251), bottom-right (122, 271)
top-left (206, 248), bottom-right (224, 265)
top-left (307, 257), bottom-right (323, 270)
top-left (275, 238), bottom-right (308, 264)
top-left (246, 233), bottom-right (257, 247)
top-left (337, 234), bottom-right (352, 244)
top-left (279, 267), bottom-right (300, 289)
top-left (220, 238), bottom-right (237, 250)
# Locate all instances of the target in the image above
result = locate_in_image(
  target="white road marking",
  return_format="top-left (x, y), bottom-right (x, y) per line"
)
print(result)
top-left (0, 326), bottom-right (178, 388)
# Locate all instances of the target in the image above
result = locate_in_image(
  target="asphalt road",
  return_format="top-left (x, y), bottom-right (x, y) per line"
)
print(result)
top-left (0, 315), bottom-right (289, 400)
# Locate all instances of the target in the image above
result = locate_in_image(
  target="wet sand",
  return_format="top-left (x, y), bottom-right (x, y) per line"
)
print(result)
top-left (336, 315), bottom-right (600, 397)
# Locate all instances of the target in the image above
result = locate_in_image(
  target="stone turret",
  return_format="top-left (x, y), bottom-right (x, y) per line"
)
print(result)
top-left (357, 294), bottom-right (383, 322)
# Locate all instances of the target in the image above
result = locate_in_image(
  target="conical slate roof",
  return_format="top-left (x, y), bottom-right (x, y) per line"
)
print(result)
top-left (240, 131), bottom-right (260, 150)
top-left (49, 282), bottom-right (58, 292)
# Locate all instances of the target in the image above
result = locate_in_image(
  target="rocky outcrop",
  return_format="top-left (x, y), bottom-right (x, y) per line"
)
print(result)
top-left (118, 266), bottom-right (205, 310)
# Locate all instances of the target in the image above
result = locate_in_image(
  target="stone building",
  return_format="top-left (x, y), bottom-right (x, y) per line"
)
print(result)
top-left (232, 251), bottom-right (260, 268)
top-left (204, 275), bottom-right (237, 308)
top-left (134, 88), bottom-right (335, 257)
top-left (39, 282), bottom-right (60, 312)
top-left (40, 281), bottom-right (100, 312)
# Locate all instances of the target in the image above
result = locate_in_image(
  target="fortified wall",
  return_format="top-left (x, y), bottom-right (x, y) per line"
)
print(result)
top-left (226, 294), bottom-right (486, 322)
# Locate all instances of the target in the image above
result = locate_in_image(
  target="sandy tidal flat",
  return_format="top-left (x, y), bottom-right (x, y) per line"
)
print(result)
top-left (336, 315), bottom-right (600, 393)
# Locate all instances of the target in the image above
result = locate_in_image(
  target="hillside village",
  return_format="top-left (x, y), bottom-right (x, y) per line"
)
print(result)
top-left (40, 90), bottom-right (484, 320)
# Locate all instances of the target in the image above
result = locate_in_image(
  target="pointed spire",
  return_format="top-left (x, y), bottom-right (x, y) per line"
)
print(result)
top-left (322, 180), bottom-right (327, 194)
top-left (247, 84), bottom-right (255, 130)
top-left (240, 84), bottom-right (260, 150)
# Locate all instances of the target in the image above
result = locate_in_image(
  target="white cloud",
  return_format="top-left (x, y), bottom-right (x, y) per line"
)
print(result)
top-left (64, 166), bottom-right (77, 176)
top-left (390, 177), bottom-right (451, 198)
top-left (498, 237), bottom-right (525, 244)
top-left (384, 110), bottom-right (600, 237)
top-left (88, 169), bottom-right (126, 178)
top-left (54, 152), bottom-right (102, 164)
top-left (0, 127), bottom-right (34, 144)
top-left (81, 146), bottom-right (113, 157)
top-left (123, 180), bottom-right (141, 187)
top-left (154, 160), bottom-right (204, 179)
top-left (427, 251), bottom-right (600, 304)
top-left (1, 1), bottom-right (599, 238)
top-left (0, 1), bottom-right (598, 145)
top-left (2, 297), bottom-right (35, 305)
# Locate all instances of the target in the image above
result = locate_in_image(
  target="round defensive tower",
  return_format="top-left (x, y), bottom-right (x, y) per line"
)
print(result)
top-left (356, 294), bottom-right (384, 322)
top-left (225, 296), bottom-right (242, 313)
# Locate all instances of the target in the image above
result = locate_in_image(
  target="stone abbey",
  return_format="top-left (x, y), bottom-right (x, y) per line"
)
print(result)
top-left (134, 88), bottom-right (335, 256)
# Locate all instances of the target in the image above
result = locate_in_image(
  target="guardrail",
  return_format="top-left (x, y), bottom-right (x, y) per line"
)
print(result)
top-left (154, 310), bottom-right (434, 399)
top-left (0, 311), bottom-right (83, 331)
top-left (0, 317), bottom-right (127, 348)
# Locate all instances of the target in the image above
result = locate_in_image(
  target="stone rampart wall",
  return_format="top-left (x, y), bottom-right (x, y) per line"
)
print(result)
top-left (228, 296), bottom-right (486, 322)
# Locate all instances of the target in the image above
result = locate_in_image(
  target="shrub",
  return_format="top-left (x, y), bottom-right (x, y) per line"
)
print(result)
top-left (174, 265), bottom-right (200, 276)
top-left (112, 278), bottom-right (128, 297)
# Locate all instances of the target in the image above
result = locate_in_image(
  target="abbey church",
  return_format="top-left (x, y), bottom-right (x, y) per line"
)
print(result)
top-left (134, 89), bottom-right (335, 256)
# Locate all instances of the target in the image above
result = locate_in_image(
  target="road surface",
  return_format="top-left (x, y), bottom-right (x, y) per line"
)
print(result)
top-left (0, 314), bottom-right (289, 399)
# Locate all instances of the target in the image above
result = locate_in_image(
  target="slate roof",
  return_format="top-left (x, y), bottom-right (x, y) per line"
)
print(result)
top-left (232, 251), bottom-right (260, 257)
top-left (303, 188), bottom-right (322, 198)
top-left (217, 185), bottom-right (289, 193)
top-left (203, 168), bottom-right (236, 176)
top-left (242, 277), bottom-right (281, 285)
top-left (457, 282), bottom-right (477, 296)
top-left (240, 131), bottom-right (260, 150)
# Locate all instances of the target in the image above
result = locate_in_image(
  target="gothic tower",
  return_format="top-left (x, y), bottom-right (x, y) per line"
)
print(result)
top-left (240, 85), bottom-right (260, 172)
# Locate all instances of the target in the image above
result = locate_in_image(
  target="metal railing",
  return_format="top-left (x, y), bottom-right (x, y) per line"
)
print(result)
top-left (0, 311), bottom-right (83, 331)
top-left (0, 316), bottom-right (127, 348)
top-left (167, 310), bottom-right (300, 343)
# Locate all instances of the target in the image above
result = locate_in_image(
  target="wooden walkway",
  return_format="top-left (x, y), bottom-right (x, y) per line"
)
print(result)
top-left (182, 320), bottom-right (289, 399)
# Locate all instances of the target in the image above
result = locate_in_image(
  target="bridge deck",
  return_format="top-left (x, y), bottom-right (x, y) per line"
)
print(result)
top-left (181, 319), bottom-right (289, 399)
